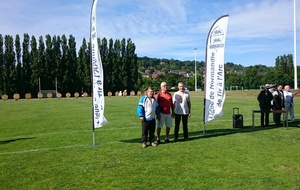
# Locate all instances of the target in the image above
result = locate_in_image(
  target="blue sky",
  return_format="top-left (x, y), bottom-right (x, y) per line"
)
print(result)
top-left (0, 0), bottom-right (299, 67)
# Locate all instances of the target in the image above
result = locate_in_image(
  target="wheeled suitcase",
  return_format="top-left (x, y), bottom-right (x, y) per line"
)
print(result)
top-left (233, 107), bottom-right (243, 128)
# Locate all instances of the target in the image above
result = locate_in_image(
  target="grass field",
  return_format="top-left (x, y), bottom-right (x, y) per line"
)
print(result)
top-left (0, 90), bottom-right (300, 190)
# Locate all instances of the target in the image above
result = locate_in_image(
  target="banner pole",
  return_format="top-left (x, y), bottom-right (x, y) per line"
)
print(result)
top-left (92, 105), bottom-right (97, 146)
top-left (202, 100), bottom-right (208, 136)
top-left (92, 129), bottom-right (96, 146)
top-left (202, 122), bottom-right (208, 136)
top-left (294, 0), bottom-right (298, 89)
top-left (90, 0), bottom-right (97, 146)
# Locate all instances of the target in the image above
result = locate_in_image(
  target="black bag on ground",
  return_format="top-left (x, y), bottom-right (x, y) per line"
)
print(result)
top-left (233, 107), bottom-right (243, 128)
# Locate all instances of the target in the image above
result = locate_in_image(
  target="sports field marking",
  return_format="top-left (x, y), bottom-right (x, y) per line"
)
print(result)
top-left (1, 117), bottom-right (297, 155)
top-left (0, 119), bottom-right (249, 141)
top-left (0, 145), bottom-right (86, 155)
top-left (0, 141), bottom-right (123, 155)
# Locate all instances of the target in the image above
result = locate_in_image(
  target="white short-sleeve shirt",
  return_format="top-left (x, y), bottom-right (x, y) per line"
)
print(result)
top-left (173, 91), bottom-right (190, 115)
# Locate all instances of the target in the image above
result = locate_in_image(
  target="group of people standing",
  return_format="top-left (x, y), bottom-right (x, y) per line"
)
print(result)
top-left (137, 82), bottom-right (191, 148)
top-left (257, 84), bottom-right (295, 127)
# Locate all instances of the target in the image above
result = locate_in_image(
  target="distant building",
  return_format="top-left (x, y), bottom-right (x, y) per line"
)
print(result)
top-left (140, 69), bottom-right (192, 78)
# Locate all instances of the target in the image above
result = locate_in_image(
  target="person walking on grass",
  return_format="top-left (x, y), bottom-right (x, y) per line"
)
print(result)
top-left (137, 87), bottom-right (160, 148)
top-left (283, 85), bottom-right (295, 125)
top-left (156, 82), bottom-right (174, 144)
top-left (173, 82), bottom-right (191, 141)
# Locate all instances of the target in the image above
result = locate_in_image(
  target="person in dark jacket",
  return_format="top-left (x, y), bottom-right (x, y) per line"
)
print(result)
top-left (257, 84), bottom-right (274, 127)
top-left (272, 85), bottom-right (284, 126)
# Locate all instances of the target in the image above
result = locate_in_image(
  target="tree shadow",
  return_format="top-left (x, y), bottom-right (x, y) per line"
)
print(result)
top-left (120, 122), bottom-right (299, 144)
top-left (0, 137), bottom-right (36, 145)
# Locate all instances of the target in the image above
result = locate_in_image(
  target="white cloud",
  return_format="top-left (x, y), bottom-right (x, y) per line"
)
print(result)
top-left (228, 0), bottom-right (294, 39)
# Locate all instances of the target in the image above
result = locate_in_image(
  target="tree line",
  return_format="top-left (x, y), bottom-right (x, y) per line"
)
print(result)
top-left (137, 54), bottom-right (298, 90)
top-left (224, 54), bottom-right (296, 89)
top-left (0, 34), bottom-right (138, 98)
top-left (0, 33), bottom-right (298, 98)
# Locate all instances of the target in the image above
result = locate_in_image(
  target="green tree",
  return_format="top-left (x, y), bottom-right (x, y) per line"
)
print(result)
top-left (30, 36), bottom-right (39, 95)
top-left (225, 72), bottom-right (243, 89)
top-left (274, 54), bottom-right (294, 87)
top-left (15, 34), bottom-right (22, 95)
top-left (60, 35), bottom-right (68, 94)
top-left (38, 36), bottom-right (46, 90)
top-left (100, 37), bottom-right (111, 95)
top-left (243, 66), bottom-right (262, 89)
top-left (111, 38), bottom-right (121, 92)
top-left (186, 76), bottom-right (195, 91)
top-left (261, 67), bottom-right (278, 86)
top-left (58, 35), bottom-right (77, 94)
top-left (3, 35), bottom-right (16, 97)
top-left (120, 38), bottom-right (128, 91)
top-left (77, 38), bottom-right (90, 94)
top-left (22, 33), bottom-right (31, 95)
top-left (44, 34), bottom-right (54, 89)
top-left (52, 35), bottom-right (61, 94)
top-left (125, 38), bottom-right (137, 92)
top-left (140, 77), bottom-right (154, 92)
top-left (196, 74), bottom-right (204, 91)
top-left (155, 73), bottom-right (184, 89)
top-left (68, 35), bottom-right (77, 93)
top-left (0, 34), bottom-right (3, 95)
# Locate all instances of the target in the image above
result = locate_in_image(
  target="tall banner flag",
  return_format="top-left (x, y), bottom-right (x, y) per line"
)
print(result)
top-left (203, 15), bottom-right (229, 124)
top-left (90, 0), bottom-right (107, 132)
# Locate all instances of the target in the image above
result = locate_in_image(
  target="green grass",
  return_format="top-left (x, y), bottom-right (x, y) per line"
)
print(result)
top-left (0, 90), bottom-right (300, 190)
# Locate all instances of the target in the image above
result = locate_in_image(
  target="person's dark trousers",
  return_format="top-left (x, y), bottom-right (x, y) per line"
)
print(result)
top-left (273, 108), bottom-right (282, 126)
top-left (273, 110), bottom-right (276, 123)
top-left (174, 114), bottom-right (189, 139)
top-left (274, 113), bottom-right (281, 126)
top-left (260, 108), bottom-right (270, 127)
top-left (141, 119), bottom-right (155, 143)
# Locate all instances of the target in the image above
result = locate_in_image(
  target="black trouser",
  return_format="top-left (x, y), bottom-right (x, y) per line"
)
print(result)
top-left (260, 108), bottom-right (270, 127)
top-left (174, 114), bottom-right (189, 139)
top-left (141, 119), bottom-right (155, 143)
top-left (273, 108), bottom-right (282, 126)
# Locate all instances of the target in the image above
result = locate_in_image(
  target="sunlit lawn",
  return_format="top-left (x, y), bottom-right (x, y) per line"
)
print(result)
top-left (0, 90), bottom-right (299, 189)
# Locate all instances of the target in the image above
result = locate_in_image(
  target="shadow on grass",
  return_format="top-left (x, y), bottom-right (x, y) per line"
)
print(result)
top-left (120, 120), bottom-right (300, 144)
top-left (0, 137), bottom-right (35, 145)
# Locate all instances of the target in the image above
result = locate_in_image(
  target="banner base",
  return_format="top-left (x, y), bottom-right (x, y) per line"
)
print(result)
top-left (201, 131), bottom-right (209, 136)
top-left (90, 143), bottom-right (100, 146)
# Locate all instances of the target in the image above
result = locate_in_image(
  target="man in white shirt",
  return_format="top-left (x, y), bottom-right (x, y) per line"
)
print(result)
top-left (283, 85), bottom-right (295, 124)
top-left (172, 82), bottom-right (191, 141)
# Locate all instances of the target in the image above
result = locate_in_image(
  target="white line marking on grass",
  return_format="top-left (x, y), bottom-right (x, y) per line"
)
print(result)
top-left (0, 141), bottom-right (123, 155)
top-left (0, 144), bottom-right (87, 155)
top-left (101, 126), bottom-right (138, 130)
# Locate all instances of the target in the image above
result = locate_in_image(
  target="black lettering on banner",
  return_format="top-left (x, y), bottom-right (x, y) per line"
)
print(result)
top-left (209, 52), bottom-right (215, 90)
top-left (209, 91), bottom-right (214, 100)
top-left (95, 104), bottom-right (100, 119)
top-left (208, 103), bottom-right (215, 119)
